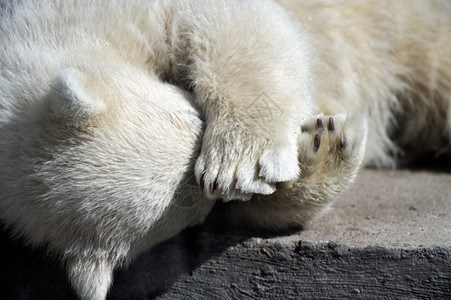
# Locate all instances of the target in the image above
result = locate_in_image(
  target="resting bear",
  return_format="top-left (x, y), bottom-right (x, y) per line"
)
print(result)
top-left (0, 0), bottom-right (450, 299)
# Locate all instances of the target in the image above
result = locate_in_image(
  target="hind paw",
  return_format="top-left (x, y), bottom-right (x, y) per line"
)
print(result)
top-left (297, 114), bottom-right (368, 181)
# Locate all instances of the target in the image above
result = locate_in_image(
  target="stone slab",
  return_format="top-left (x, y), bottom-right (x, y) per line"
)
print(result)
top-left (0, 168), bottom-right (450, 299)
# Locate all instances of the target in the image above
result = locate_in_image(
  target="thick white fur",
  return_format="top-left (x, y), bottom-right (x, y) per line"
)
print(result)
top-left (0, 0), bottom-right (450, 299)
top-left (278, 0), bottom-right (451, 167)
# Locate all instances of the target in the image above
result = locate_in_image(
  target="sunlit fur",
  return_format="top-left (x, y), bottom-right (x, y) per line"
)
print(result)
top-left (0, 0), bottom-right (450, 299)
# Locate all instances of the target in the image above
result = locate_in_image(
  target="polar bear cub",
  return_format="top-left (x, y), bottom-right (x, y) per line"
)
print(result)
top-left (1, 0), bottom-right (450, 299)
top-left (0, 1), bottom-right (364, 299)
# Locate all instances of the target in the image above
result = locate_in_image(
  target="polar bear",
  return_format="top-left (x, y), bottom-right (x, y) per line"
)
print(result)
top-left (0, 0), bottom-right (450, 299)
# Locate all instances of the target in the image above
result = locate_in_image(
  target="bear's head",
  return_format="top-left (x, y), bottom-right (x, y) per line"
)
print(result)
top-left (0, 61), bottom-right (207, 253)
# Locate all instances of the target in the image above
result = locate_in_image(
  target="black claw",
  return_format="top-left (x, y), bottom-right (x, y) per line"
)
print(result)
top-left (340, 132), bottom-right (347, 149)
top-left (314, 133), bottom-right (321, 152)
top-left (316, 118), bottom-right (323, 128)
top-left (199, 173), bottom-right (205, 191)
top-left (209, 182), bottom-right (215, 195)
top-left (328, 117), bottom-right (335, 131)
top-left (209, 180), bottom-right (219, 195)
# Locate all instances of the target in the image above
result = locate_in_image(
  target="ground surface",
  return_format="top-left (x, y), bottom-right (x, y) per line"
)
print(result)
top-left (0, 168), bottom-right (450, 299)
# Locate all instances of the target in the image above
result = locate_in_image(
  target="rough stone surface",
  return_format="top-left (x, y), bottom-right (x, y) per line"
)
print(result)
top-left (1, 168), bottom-right (450, 299)
top-left (294, 168), bottom-right (451, 248)
top-left (153, 240), bottom-right (450, 300)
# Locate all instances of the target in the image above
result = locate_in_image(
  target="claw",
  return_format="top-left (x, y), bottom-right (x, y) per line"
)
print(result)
top-left (209, 181), bottom-right (216, 195)
top-left (340, 132), bottom-right (347, 149)
top-left (258, 166), bottom-right (266, 178)
top-left (328, 117), bottom-right (335, 131)
top-left (199, 172), bottom-right (205, 191)
top-left (214, 180), bottom-right (219, 194)
top-left (314, 133), bottom-right (321, 152)
top-left (316, 118), bottom-right (323, 129)
top-left (235, 179), bottom-right (242, 190)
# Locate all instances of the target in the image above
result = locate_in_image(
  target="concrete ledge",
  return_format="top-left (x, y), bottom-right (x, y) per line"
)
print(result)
top-left (1, 169), bottom-right (450, 299)
top-left (301, 169), bottom-right (451, 248)
top-left (136, 238), bottom-right (450, 300)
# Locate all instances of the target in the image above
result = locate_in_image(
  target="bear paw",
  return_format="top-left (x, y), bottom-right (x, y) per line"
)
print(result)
top-left (297, 114), bottom-right (368, 185)
top-left (195, 124), bottom-right (300, 201)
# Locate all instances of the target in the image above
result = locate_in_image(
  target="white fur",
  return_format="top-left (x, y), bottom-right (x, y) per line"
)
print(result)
top-left (50, 68), bottom-right (105, 122)
top-left (0, 0), bottom-right (450, 299)
top-left (278, 0), bottom-right (451, 167)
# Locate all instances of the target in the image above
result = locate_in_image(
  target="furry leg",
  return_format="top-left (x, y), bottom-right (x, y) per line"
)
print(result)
top-left (66, 255), bottom-right (115, 300)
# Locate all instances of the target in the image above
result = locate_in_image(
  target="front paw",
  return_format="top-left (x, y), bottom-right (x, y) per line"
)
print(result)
top-left (194, 124), bottom-right (300, 201)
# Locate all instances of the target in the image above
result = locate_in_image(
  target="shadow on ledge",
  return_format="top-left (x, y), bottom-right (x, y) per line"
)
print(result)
top-left (1, 216), bottom-right (450, 300)
top-left (0, 219), bottom-right (286, 300)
